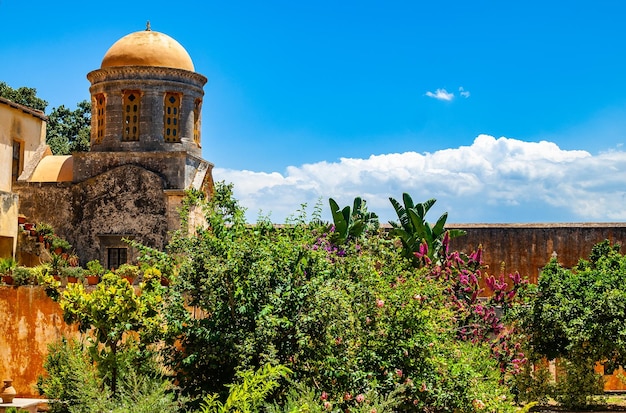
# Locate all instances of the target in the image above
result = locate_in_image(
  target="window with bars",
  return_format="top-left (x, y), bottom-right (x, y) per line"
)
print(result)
top-left (193, 98), bottom-right (202, 145)
top-left (122, 91), bottom-right (140, 141)
top-left (107, 247), bottom-right (128, 270)
top-left (164, 93), bottom-right (181, 142)
top-left (94, 94), bottom-right (106, 144)
top-left (12, 140), bottom-right (22, 182)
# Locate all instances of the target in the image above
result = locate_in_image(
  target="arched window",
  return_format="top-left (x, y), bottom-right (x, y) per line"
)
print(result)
top-left (122, 90), bottom-right (141, 141)
top-left (193, 98), bottom-right (202, 146)
top-left (94, 93), bottom-right (106, 144)
top-left (164, 93), bottom-right (181, 142)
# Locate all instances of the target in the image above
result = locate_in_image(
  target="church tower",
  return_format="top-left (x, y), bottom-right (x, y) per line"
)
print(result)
top-left (15, 25), bottom-right (214, 268)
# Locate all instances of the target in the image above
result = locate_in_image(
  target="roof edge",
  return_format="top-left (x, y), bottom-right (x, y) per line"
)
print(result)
top-left (0, 96), bottom-right (47, 121)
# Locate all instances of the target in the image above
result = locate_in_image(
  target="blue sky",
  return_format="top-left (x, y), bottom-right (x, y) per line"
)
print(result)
top-left (3, 1), bottom-right (626, 223)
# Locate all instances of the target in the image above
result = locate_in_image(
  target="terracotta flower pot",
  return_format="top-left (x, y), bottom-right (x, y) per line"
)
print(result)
top-left (86, 275), bottom-right (99, 285)
top-left (67, 276), bottom-right (78, 283)
top-left (2, 275), bottom-right (14, 285)
top-left (1, 379), bottom-right (16, 403)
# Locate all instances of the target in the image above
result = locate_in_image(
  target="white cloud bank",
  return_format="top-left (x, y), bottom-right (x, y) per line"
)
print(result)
top-left (214, 135), bottom-right (626, 224)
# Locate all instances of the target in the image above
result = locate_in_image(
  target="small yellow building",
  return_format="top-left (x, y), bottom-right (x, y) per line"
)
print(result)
top-left (0, 98), bottom-right (47, 258)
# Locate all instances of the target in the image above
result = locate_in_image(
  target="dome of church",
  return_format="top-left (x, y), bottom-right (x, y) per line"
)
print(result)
top-left (101, 27), bottom-right (195, 71)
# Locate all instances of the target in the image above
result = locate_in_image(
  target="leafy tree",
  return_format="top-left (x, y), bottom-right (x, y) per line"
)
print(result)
top-left (46, 100), bottom-right (91, 155)
top-left (0, 81), bottom-right (48, 111)
top-left (389, 193), bottom-right (466, 266)
top-left (59, 272), bottom-right (165, 394)
top-left (519, 240), bottom-right (626, 408)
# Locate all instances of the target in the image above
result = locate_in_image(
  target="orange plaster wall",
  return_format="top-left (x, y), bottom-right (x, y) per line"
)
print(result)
top-left (0, 286), bottom-right (76, 397)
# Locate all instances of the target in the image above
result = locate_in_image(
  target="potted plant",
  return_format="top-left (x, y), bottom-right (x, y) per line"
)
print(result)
top-left (66, 253), bottom-right (80, 267)
top-left (35, 222), bottom-right (54, 244)
top-left (12, 266), bottom-right (35, 286)
top-left (142, 266), bottom-right (169, 286)
top-left (85, 260), bottom-right (105, 285)
top-left (116, 263), bottom-right (140, 285)
top-left (62, 266), bottom-right (84, 284)
top-left (49, 253), bottom-right (67, 280)
top-left (0, 257), bottom-right (16, 285)
top-left (50, 235), bottom-right (72, 255)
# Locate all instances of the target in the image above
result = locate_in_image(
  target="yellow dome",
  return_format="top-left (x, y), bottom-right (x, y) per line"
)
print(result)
top-left (101, 29), bottom-right (195, 71)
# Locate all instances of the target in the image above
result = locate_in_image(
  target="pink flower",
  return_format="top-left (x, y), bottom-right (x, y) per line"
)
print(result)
top-left (320, 391), bottom-right (328, 401)
top-left (376, 299), bottom-right (385, 308)
top-left (472, 399), bottom-right (486, 410)
top-left (420, 382), bottom-right (427, 392)
top-left (356, 394), bottom-right (365, 403)
top-left (344, 393), bottom-right (352, 401)
top-left (395, 368), bottom-right (403, 377)
top-left (323, 401), bottom-right (332, 410)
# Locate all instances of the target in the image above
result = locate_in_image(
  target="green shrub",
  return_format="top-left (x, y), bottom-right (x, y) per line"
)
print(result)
top-left (156, 182), bottom-right (518, 412)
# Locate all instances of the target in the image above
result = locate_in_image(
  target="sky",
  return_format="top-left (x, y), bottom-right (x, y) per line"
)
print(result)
top-left (3, 0), bottom-right (626, 223)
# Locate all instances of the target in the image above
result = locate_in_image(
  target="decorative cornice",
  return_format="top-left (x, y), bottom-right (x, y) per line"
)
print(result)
top-left (87, 66), bottom-right (207, 86)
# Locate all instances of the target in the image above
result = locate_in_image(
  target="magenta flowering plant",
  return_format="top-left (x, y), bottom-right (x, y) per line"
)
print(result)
top-left (427, 237), bottom-right (529, 379)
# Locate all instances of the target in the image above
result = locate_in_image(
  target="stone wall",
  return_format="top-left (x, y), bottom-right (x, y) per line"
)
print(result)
top-left (448, 223), bottom-right (626, 283)
top-left (14, 165), bottom-right (169, 266)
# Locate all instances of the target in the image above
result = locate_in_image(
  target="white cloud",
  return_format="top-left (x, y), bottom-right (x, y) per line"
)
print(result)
top-left (459, 86), bottom-right (470, 98)
top-left (425, 88), bottom-right (454, 101)
top-left (214, 135), bottom-right (626, 224)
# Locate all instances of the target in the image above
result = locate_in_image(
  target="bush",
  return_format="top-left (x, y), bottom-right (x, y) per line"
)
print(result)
top-left (38, 338), bottom-right (180, 413)
top-left (155, 182), bottom-right (519, 412)
top-left (519, 240), bottom-right (626, 409)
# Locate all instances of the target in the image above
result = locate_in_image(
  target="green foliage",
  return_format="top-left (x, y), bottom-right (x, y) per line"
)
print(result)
top-left (554, 357), bottom-right (604, 409)
top-left (12, 266), bottom-right (35, 285)
top-left (4, 408), bottom-right (30, 413)
top-left (198, 364), bottom-right (291, 413)
top-left (388, 193), bottom-right (465, 266)
top-left (328, 197), bottom-right (378, 245)
top-left (37, 338), bottom-right (98, 413)
top-left (519, 240), bottom-right (626, 408)
top-left (115, 263), bottom-right (140, 281)
top-left (60, 272), bottom-right (165, 394)
top-left (156, 183), bottom-right (517, 412)
top-left (61, 266), bottom-right (84, 282)
top-left (46, 100), bottom-right (91, 155)
top-left (50, 235), bottom-right (72, 252)
top-left (266, 382), bottom-right (405, 413)
top-left (0, 256), bottom-right (16, 275)
top-left (85, 259), bottom-right (105, 277)
top-left (38, 338), bottom-right (180, 413)
top-left (35, 221), bottom-right (55, 237)
top-left (0, 81), bottom-right (48, 111)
